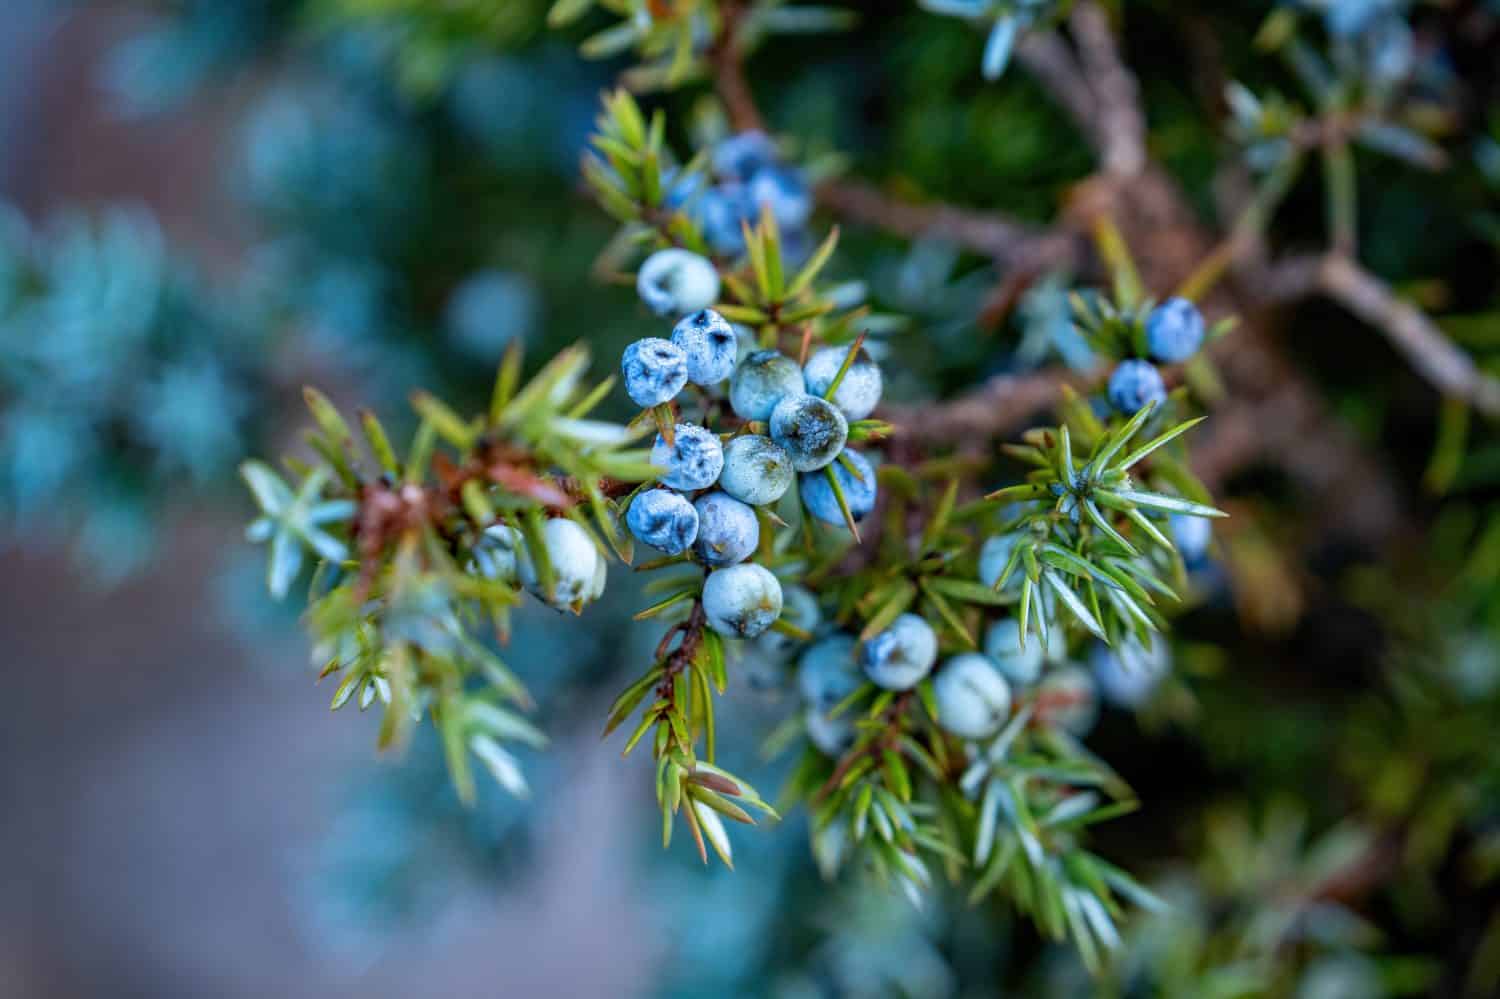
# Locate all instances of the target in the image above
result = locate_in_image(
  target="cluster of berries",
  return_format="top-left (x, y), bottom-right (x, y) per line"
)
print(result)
top-left (794, 609), bottom-right (1027, 756)
top-left (1105, 297), bottom-right (1207, 415)
top-left (979, 533), bottom-right (1173, 719)
top-left (667, 130), bottom-right (814, 263)
top-left (620, 288), bottom-right (884, 642)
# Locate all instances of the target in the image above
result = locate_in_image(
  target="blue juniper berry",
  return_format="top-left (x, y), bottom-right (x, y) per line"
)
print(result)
top-left (932, 653), bottom-right (1012, 740)
top-left (1171, 513), bottom-right (1213, 565)
top-left (1107, 359), bottom-right (1166, 415)
top-left (692, 491), bottom-right (760, 567)
top-left (622, 337), bottom-right (688, 408)
top-left (759, 583), bottom-right (820, 659)
top-left (636, 248), bottom-right (720, 318)
top-left (798, 633), bottom-right (862, 711)
top-left (651, 423), bottom-right (724, 491)
top-left (800, 449), bottom-right (877, 526)
top-left (982, 617), bottom-right (1045, 686)
top-left (862, 613), bottom-right (939, 690)
top-left (712, 130), bottom-right (778, 182)
top-left (1091, 637), bottom-right (1170, 709)
top-left (516, 517), bottom-right (603, 612)
top-left (770, 394), bottom-right (848, 472)
top-left (626, 488), bottom-right (699, 555)
top-left (805, 705), bottom-right (856, 756)
top-left (746, 164), bottom-right (812, 230)
top-left (670, 308), bottom-right (737, 386)
top-left (1145, 297), bottom-right (1206, 364)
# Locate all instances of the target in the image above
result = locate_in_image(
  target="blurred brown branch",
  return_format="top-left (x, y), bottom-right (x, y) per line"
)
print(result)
top-left (1068, 2), bottom-right (1147, 176)
top-left (813, 178), bottom-right (1080, 273)
top-left (882, 367), bottom-right (1088, 444)
top-left (1265, 253), bottom-right (1500, 417)
top-left (1015, 31), bottom-right (1099, 145)
top-left (709, 0), bottom-right (765, 133)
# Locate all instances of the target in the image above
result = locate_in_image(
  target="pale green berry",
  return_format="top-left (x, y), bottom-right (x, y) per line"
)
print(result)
top-left (703, 562), bottom-right (784, 638)
top-left (982, 618), bottom-right (1044, 686)
top-left (718, 434), bottom-right (794, 506)
top-left (932, 653), bottom-right (1012, 740)
top-left (861, 613), bottom-right (938, 690)
top-left (517, 518), bottom-right (602, 611)
top-left (730, 350), bottom-right (804, 421)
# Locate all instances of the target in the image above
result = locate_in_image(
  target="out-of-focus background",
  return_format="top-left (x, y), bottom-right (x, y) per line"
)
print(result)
top-left (7, 1), bottom-right (1500, 996)
top-left (3, 5), bottom-right (661, 995)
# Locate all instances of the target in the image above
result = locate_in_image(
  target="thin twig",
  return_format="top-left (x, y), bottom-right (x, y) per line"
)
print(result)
top-left (814, 179), bottom-right (1081, 273)
top-left (1015, 30), bottom-right (1099, 144)
top-left (1262, 253), bottom-right (1500, 417)
top-left (881, 368), bottom-right (1089, 444)
top-left (709, 0), bottom-right (765, 133)
top-left (1318, 255), bottom-right (1500, 416)
top-left (1068, 2), bottom-right (1147, 176)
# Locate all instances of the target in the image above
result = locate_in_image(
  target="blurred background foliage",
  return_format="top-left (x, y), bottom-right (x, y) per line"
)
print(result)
top-left (6, 0), bottom-right (1500, 995)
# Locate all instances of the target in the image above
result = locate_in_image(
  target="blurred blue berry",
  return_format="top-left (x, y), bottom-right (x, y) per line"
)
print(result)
top-left (626, 488), bottom-right (699, 555)
top-left (977, 534), bottom-right (1020, 592)
top-left (1107, 359), bottom-right (1166, 415)
top-left (798, 633), bottom-right (862, 711)
top-left (703, 562), bottom-right (784, 638)
top-left (802, 344), bottom-right (883, 421)
top-left (1171, 513), bottom-right (1213, 564)
top-left (982, 618), bottom-right (1045, 686)
top-left (670, 308), bottom-right (737, 385)
top-left (747, 165), bottom-right (812, 230)
top-left (698, 186), bottom-right (752, 257)
top-left (862, 613), bottom-right (938, 691)
top-left (730, 349), bottom-right (804, 421)
top-left (713, 131), bottom-right (778, 182)
top-left (622, 337), bottom-right (688, 407)
top-left (805, 705), bottom-right (856, 757)
top-left (800, 449), bottom-right (877, 526)
top-left (651, 424), bottom-right (724, 491)
top-left (239, 84), bottom-right (422, 239)
top-left (759, 583), bottom-right (821, 660)
top-left (693, 491), bottom-right (760, 567)
top-left (447, 56), bottom-right (538, 151)
top-left (444, 269), bottom-right (538, 360)
top-left (1091, 637), bottom-right (1170, 708)
top-left (473, 524), bottom-right (522, 583)
top-left (637, 248), bottom-right (721, 318)
top-left (1145, 297), bottom-right (1205, 364)
top-left (661, 167), bottom-right (707, 211)
top-left (932, 653), bottom-right (1012, 740)
top-left (517, 517), bottom-right (603, 612)
top-left (770, 394), bottom-right (849, 472)
top-left (718, 434), bottom-right (794, 506)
